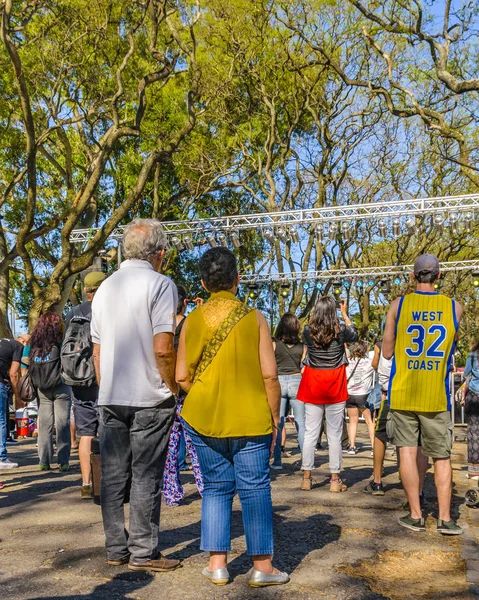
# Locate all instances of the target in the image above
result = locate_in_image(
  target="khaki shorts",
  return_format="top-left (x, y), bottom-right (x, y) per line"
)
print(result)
top-left (387, 410), bottom-right (452, 459)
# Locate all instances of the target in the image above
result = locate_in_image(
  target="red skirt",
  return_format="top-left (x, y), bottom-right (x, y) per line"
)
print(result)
top-left (297, 365), bottom-right (348, 405)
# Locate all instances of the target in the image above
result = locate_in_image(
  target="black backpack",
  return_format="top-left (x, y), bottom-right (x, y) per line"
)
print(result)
top-left (29, 345), bottom-right (62, 390)
top-left (61, 306), bottom-right (96, 387)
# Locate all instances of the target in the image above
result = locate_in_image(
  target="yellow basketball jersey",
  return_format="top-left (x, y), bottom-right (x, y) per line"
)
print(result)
top-left (389, 292), bottom-right (457, 412)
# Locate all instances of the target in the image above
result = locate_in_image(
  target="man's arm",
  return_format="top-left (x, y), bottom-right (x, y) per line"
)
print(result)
top-left (382, 297), bottom-right (401, 360)
top-left (154, 332), bottom-right (179, 396)
top-left (257, 311), bottom-right (281, 427)
top-left (93, 343), bottom-right (101, 386)
top-left (10, 361), bottom-right (22, 409)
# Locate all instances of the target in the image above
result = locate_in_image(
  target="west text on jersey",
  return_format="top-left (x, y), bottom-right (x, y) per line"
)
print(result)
top-left (411, 311), bottom-right (443, 322)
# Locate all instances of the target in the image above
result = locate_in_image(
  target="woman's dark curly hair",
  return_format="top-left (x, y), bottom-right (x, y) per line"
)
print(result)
top-left (275, 313), bottom-right (301, 345)
top-left (30, 312), bottom-right (63, 359)
top-left (199, 247), bottom-right (237, 292)
top-left (309, 296), bottom-right (341, 348)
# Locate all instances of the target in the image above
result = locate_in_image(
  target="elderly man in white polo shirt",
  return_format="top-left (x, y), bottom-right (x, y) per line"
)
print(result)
top-left (91, 219), bottom-right (180, 573)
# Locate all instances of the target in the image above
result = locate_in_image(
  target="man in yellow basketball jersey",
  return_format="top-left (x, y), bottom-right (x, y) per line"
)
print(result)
top-left (383, 254), bottom-right (463, 535)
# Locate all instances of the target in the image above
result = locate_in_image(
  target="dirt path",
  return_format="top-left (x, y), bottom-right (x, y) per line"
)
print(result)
top-left (0, 428), bottom-right (477, 600)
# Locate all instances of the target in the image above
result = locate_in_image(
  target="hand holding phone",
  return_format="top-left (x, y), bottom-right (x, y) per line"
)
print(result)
top-left (337, 298), bottom-right (348, 315)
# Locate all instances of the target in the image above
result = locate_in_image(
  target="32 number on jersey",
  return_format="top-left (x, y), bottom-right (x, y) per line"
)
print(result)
top-left (405, 324), bottom-right (447, 358)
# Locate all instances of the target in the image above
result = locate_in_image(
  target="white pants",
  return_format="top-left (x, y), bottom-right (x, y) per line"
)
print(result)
top-left (301, 401), bottom-right (346, 473)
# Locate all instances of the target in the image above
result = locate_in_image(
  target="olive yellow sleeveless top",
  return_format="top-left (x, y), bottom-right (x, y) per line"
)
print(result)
top-left (389, 291), bottom-right (457, 412)
top-left (181, 291), bottom-right (272, 438)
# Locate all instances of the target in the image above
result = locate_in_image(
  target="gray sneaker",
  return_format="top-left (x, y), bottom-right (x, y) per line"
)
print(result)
top-left (248, 568), bottom-right (290, 587)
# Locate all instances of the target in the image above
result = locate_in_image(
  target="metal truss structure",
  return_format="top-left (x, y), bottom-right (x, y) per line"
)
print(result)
top-left (239, 260), bottom-right (479, 285)
top-left (69, 192), bottom-right (479, 243)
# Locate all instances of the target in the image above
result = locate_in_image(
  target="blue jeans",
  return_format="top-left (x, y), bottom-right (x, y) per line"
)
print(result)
top-left (367, 382), bottom-right (382, 411)
top-left (0, 383), bottom-right (7, 461)
top-left (185, 424), bottom-right (273, 556)
top-left (272, 375), bottom-right (305, 466)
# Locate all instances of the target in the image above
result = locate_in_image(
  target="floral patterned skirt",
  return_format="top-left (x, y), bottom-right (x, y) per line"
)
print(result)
top-left (163, 398), bottom-right (204, 507)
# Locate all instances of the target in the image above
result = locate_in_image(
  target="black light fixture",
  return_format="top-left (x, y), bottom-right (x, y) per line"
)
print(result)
top-left (248, 284), bottom-right (259, 300)
top-left (434, 272), bottom-right (445, 290)
top-left (332, 279), bottom-right (342, 296)
top-left (380, 280), bottom-right (392, 295)
top-left (280, 283), bottom-right (291, 298)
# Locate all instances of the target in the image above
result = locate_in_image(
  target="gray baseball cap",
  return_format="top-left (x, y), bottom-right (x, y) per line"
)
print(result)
top-left (414, 254), bottom-right (440, 276)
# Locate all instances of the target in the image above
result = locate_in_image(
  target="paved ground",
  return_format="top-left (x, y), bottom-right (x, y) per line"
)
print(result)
top-left (1, 426), bottom-right (478, 600)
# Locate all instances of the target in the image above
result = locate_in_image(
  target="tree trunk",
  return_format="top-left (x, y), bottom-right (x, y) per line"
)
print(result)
top-left (0, 271), bottom-right (13, 336)
top-left (358, 291), bottom-right (370, 336)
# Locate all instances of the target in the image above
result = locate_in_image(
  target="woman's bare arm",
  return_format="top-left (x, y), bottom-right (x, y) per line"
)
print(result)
top-left (176, 319), bottom-right (193, 393)
top-left (257, 310), bottom-right (281, 427)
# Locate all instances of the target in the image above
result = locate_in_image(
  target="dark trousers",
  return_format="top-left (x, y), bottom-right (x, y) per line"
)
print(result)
top-left (99, 399), bottom-right (176, 563)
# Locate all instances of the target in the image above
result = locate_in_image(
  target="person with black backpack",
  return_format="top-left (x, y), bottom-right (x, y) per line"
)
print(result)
top-left (63, 271), bottom-right (106, 499)
top-left (29, 313), bottom-right (72, 471)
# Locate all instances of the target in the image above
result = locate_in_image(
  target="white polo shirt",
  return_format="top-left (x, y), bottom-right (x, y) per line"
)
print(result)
top-left (91, 259), bottom-right (177, 407)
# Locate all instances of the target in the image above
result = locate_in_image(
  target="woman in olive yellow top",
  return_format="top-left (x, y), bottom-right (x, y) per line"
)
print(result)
top-left (176, 248), bottom-right (289, 589)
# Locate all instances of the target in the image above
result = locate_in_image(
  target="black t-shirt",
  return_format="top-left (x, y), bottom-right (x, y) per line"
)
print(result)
top-left (0, 338), bottom-right (23, 381)
top-left (302, 324), bottom-right (359, 370)
top-left (274, 340), bottom-right (303, 375)
top-left (65, 301), bottom-right (92, 328)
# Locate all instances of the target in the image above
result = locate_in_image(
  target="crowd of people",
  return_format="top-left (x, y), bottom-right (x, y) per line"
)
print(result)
top-left (0, 218), bottom-right (476, 586)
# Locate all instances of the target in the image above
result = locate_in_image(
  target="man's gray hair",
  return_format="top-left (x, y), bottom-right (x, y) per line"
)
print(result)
top-left (122, 219), bottom-right (168, 261)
